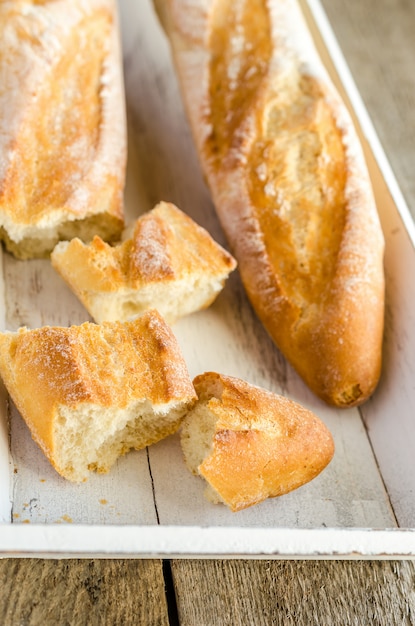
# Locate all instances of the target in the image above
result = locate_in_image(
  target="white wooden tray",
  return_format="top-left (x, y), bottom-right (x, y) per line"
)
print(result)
top-left (1, 0), bottom-right (415, 559)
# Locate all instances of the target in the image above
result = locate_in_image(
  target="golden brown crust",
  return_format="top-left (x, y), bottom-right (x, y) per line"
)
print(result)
top-left (51, 202), bottom-right (237, 323)
top-left (182, 372), bottom-right (335, 512)
top-left (0, 0), bottom-right (126, 258)
top-left (0, 311), bottom-right (197, 476)
top-left (155, 0), bottom-right (385, 407)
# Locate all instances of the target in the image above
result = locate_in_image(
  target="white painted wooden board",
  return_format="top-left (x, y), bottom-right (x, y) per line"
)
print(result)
top-left (1, 0), bottom-right (415, 557)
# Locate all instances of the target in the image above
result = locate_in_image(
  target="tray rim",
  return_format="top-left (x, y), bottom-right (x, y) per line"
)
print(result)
top-left (2, 524), bottom-right (415, 559)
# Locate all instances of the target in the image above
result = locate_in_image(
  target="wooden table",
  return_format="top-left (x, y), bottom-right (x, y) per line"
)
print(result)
top-left (2, 0), bottom-right (415, 623)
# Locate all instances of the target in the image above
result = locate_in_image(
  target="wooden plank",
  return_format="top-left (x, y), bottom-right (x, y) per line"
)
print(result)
top-left (171, 559), bottom-right (415, 625)
top-left (320, 0), bottom-right (415, 214)
top-left (0, 559), bottom-right (170, 626)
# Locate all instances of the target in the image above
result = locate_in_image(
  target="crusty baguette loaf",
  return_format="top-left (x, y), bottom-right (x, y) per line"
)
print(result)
top-left (0, 0), bottom-right (126, 259)
top-left (0, 311), bottom-right (197, 481)
top-left (181, 372), bottom-right (334, 511)
top-left (154, 0), bottom-right (385, 407)
top-left (50, 201), bottom-right (237, 324)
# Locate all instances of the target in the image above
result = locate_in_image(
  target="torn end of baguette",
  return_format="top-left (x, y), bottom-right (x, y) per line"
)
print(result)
top-left (180, 400), bottom-right (227, 506)
top-left (60, 269), bottom-right (233, 326)
top-left (0, 311), bottom-right (197, 482)
top-left (1, 213), bottom-right (124, 261)
top-left (180, 372), bottom-right (335, 512)
top-left (52, 398), bottom-right (190, 483)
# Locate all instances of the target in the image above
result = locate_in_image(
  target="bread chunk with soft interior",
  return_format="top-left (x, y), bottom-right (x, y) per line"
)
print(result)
top-left (51, 202), bottom-right (237, 324)
top-left (181, 372), bottom-right (335, 512)
top-left (0, 0), bottom-right (126, 258)
top-left (0, 311), bottom-right (197, 481)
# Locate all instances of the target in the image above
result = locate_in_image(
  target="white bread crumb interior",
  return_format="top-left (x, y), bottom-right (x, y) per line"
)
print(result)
top-left (54, 399), bottom-right (190, 483)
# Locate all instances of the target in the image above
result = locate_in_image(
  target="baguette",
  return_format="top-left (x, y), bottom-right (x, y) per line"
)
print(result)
top-left (0, 0), bottom-right (126, 259)
top-left (51, 201), bottom-right (237, 324)
top-left (181, 372), bottom-right (334, 511)
top-left (154, 0), bottom-right (385, 407)
top-left (0, 311), bottom-right (196, 481)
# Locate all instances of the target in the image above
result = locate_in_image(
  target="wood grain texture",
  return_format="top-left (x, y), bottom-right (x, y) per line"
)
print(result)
top-left (172, 559), bottom-right (415, 625)
top-left (0, 558), bottom-right (169, 626)
top-left (320, 0), bottom-right (415, 220)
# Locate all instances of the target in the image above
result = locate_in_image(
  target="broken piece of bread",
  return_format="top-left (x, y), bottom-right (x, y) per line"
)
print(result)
top-left (0, 0), bottom-right (126, 259)
top-left (180, 372), bottom-right (334, 512)
top-left (51, 202), bottom-right (237, 324)
top-left (0, 311), bottom-right (197, 482)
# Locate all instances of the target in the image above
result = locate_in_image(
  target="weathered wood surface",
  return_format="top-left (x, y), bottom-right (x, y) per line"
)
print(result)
top-left (172, 559), bottom-right (415, 626)
top-left (0, 558), bottom-right (414, 625)
top-left (322, 0), bottom-right (415, 211)
top-left (0, 559), bottom-right (170, 626)
top-left (2, 0), bottom-right (415, 624)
